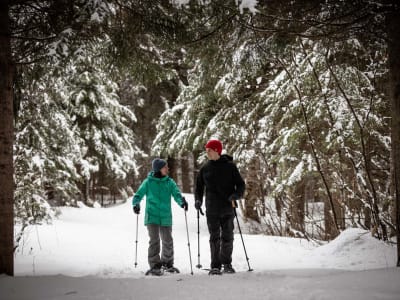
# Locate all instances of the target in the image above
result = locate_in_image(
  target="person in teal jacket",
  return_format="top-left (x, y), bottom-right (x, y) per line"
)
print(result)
top-left (132, 158), bottom-right (188, 276)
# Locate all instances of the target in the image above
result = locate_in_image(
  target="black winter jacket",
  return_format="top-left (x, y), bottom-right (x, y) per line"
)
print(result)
top-left (195, 155), bottom-right (245, 216)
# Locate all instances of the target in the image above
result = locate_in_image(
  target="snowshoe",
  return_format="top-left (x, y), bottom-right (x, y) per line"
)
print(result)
top-left (222, 264), bottom-right (235, 274)
top-left (162, 264), bottom-right (180, 274)
top-left (208, 268), bottom-right (222, 275)
top-left (145, 267), bottom-right (163, 276)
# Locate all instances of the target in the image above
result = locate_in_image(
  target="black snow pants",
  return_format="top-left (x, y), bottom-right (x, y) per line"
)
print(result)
top-left (207, 214), bottom-right (234, 269)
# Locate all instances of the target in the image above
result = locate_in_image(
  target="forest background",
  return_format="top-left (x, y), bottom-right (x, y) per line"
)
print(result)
top-left (1, 0), bottom-right (399, 275)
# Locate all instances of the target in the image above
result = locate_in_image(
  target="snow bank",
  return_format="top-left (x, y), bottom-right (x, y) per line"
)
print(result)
top-left (301, 228), bottom-right (395, 270)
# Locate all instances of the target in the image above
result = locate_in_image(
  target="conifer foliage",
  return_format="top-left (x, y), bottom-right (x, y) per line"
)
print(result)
top-left (153, 1), bottom-right (396, 242)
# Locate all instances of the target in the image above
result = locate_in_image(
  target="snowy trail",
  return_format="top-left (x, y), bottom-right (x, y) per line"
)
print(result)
top-left (2, 193), bottom-right (399, 299)
top-left (13, 194), bottom-right (318, 277)
top-left (1, 268), bottom-right (399, 300)
top-left (13, 194), bottom-right (396, 276)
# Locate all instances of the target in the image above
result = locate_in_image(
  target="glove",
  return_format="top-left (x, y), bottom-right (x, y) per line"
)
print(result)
top-left (231, 199), bottom-right (238, 208)
top-left (194, 200), bottom-right (202, 210)
top-left (133, 204), bottom-right (140, 214)
top-left (181, 197), bottom-right (188, 211)
top-left (229, 194), bottom-right (238, 208)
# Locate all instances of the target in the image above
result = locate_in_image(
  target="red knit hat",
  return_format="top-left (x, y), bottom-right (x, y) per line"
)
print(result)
top-left (205, 139), bottom-right (223, 155)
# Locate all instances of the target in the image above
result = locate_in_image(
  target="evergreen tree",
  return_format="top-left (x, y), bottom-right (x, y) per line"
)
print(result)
top-left (14, 69), bottom-right (82, 247)
top-left (1, 0), bottom-right (112, 276)
top-left (61, 41), bottom-right (141, 204)
top-left (153, 1), bottom-right (394, 241)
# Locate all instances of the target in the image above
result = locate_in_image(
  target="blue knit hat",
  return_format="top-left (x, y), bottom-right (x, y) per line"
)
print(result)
top-left (152, 158), bottom-right (167, 172)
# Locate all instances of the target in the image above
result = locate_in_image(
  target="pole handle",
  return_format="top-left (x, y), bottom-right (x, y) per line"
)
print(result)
top-left (232, 200), bottom-right (237, 208)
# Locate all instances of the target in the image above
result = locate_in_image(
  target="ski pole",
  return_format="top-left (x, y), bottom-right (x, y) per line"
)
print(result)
top-left (196, 208), bottom-right (204, 269)
top-left (184, 209), bottom-right (194, 275)
top-left (234, 207), bottom-right (253, 272)
top-left (134, 213), bottom-right (139, 268)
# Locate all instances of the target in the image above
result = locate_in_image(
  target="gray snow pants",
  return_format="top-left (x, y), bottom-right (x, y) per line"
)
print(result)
top-left (146, 224), bottom-right (174, 268)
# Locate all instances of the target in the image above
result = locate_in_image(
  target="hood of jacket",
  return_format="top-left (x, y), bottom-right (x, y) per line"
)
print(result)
top-left (147, 171), bottom-right (170, 182)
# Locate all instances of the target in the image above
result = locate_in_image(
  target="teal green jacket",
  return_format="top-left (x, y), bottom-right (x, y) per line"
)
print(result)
top-left (132, 172), bottom-right (183, 226)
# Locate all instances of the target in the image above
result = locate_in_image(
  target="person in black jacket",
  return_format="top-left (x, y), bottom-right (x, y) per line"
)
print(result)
top-left (195, 139), bottom-right (245, 275)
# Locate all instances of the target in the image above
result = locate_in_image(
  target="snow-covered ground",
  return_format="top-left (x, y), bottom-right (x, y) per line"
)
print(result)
top-left (1, 193), bottom-right (399, 299)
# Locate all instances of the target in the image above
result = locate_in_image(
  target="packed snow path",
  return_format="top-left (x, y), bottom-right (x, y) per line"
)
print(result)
top-left (1, 268), bottom-right (399, 300)
top-left (1, 193), bottom-right (399, 299)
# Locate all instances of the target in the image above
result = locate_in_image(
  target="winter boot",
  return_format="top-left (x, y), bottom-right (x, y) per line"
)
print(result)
top-left (145, 264), bottom-right (163, 276)
top-left (162, 263), bottom-right (180, 274)
top-left (208, 268), bottom-right (222, 275)
top-left (222, 264), bottom-right (235, 274)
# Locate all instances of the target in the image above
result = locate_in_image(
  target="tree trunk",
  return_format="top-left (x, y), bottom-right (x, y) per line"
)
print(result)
top-left (291, 181), bottom-right (305, 234)
top-left (386, 6), bottom-right (400, 267)
top-left (167, 156), bottom-right (178, 182)
top-left (192, 150), bottom-right (201, 198)
top-left (181, 154), bottom-right (191, 193)
top-left (363, 205), bottom-right (371, 228)
top-left (323, 196), bottom-right (333, 241)
top-left (243, 157), bottom-right (261, 223)
top-left (0, 0), bottom-right (14, 276)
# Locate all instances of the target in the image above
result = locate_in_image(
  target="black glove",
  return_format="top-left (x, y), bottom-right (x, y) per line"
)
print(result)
top-left (133, 204), bottom-right (140, 214)
top-left (195, 200), bottom-right (202, 210)
top-left (181, 197), bottom-right (188, 211)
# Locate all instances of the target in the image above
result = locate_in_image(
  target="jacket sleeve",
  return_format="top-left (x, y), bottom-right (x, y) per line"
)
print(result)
top-left (132, 179), bottom-right (147, 206)
top-left (232, 164), bottom-right (245, 200)
top-left (195, 167), bottom-right (204, 204)
top-left (169, 178), bottom-right (183, 206)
